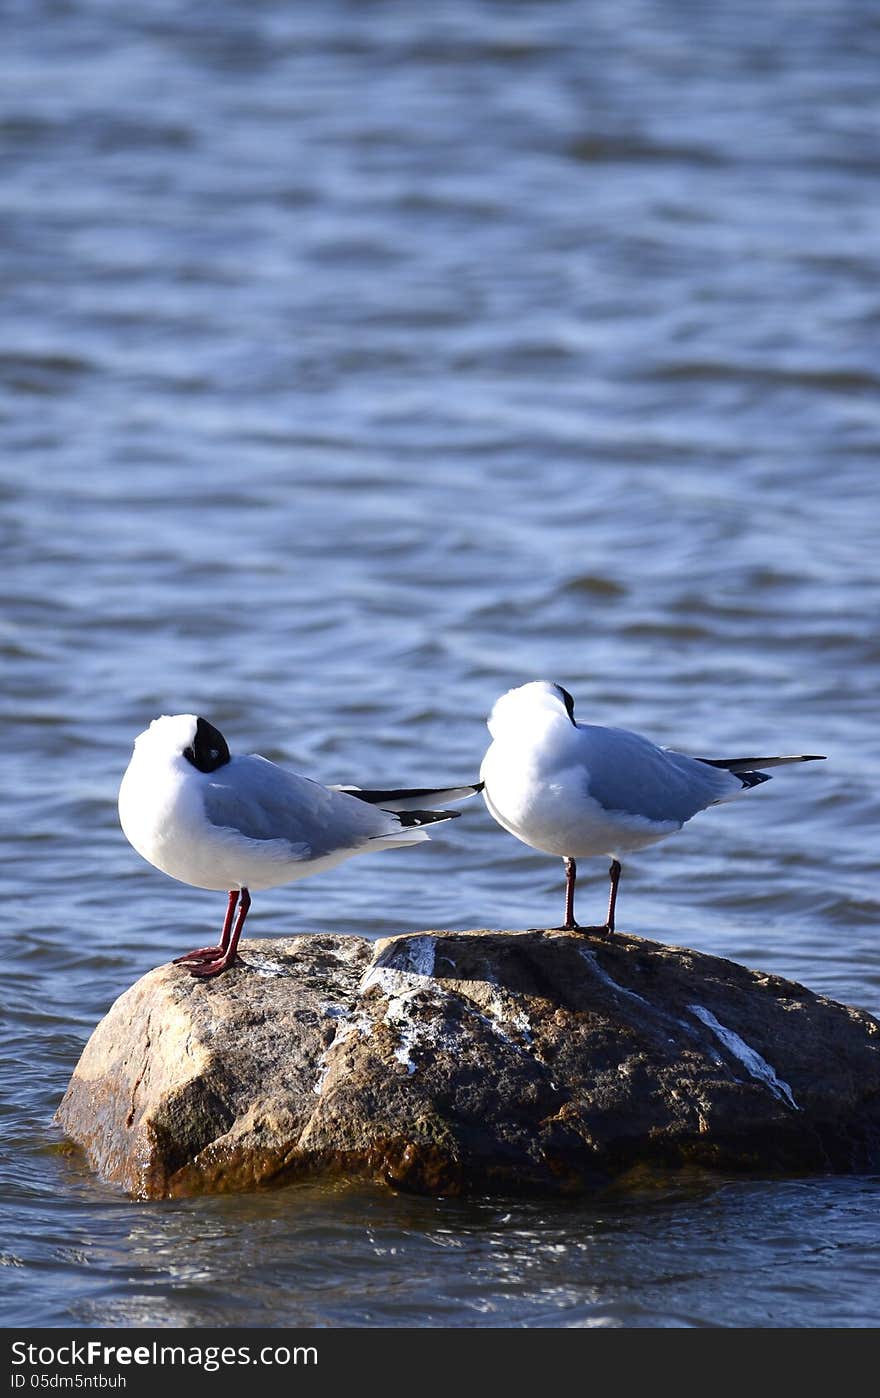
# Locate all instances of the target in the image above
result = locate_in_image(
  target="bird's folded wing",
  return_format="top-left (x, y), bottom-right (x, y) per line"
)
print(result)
top-left (578, 726), bottom-right (738, 824)
top-left (202, 756), bottom-right (397, 855)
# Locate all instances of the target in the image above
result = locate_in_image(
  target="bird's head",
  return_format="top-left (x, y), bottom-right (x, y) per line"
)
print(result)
top-left (132, 714), bottom-right (231, 773)
top-left (486, 681), bottom-right (577, 739)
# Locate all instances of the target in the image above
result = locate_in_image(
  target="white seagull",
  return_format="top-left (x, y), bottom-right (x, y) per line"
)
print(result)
top-left (118, 714), bottom-right (482, 977)
top-left (479, 680), bottom-right (825, 935)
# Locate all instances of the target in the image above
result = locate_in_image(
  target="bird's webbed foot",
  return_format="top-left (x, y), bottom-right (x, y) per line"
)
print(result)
top-left (173, 945), bottom-right (224, 965)
top-left (187, 952), bottom-right (240, 978)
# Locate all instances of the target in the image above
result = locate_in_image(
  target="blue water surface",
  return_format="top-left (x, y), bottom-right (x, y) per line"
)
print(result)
top-left (2, 0), bottom-right (879, 1328)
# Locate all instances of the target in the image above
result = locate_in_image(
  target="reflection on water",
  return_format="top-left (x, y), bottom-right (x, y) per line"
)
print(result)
top-left (2, 0), bottom-right (880, 1329)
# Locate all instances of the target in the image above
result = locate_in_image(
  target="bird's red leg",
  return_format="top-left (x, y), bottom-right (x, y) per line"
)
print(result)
top-left (605, 859), bottom-right (621, 936)
top-left (551, 857), bottom-right (580, 931)
top-left (564, 857), bottom-right (622, 936)
top-left (174, 890), bottom-right (239, 965)
top-left (189, 888), bottom-right (251, 978)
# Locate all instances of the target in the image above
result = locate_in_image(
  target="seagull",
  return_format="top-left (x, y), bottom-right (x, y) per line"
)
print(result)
top-left (118, 714), bottom-right (482, 977)
top-left (479, 681), bottom-right (825, 935)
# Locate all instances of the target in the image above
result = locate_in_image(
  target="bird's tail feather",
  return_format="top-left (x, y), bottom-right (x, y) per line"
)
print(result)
top-left (699, 753), bottom-right (825, 793)
top-left (333, 782), bottom-right (483, 811)
top-left (698, 755), bottom-right (826, 772)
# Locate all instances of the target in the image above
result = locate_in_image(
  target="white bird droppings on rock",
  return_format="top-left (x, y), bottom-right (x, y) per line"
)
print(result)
top-left (358, 936), bottom-right (442, 1074)
top-left (688, 1003), bottom-right (800, 1110)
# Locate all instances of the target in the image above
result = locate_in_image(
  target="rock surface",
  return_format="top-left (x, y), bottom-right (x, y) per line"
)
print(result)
top-left (55, 929), bottom-right (880, 1199)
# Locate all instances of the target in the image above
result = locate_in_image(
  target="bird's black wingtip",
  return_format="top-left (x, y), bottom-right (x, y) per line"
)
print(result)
top-left (739, 770), bottom-right (772, 789)
top-left (396, 808), bottom-right (461, 827)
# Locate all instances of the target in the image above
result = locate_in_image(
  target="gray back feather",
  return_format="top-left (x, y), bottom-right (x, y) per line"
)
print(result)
top-left (200, 755), bottom-right (397, 858)
top-left (579, 725), bottom-right (737, 825)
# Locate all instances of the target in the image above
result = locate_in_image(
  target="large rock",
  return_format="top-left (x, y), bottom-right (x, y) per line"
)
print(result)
top-left (55, 929), bottom-right (880, 1198)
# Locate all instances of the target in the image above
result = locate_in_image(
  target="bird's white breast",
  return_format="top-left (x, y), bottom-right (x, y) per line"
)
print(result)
top-left (118, 749), bottom-right (226, 888)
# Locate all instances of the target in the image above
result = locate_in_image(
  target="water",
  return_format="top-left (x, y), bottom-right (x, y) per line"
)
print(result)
top-left (2, 0), bottom-right (879, 1329)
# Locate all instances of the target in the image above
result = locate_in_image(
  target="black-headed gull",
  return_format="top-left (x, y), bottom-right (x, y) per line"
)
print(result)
top-left (118, 714), bottom-right (482, 977)
top-left (479, 681), bottom-right (825, 935)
